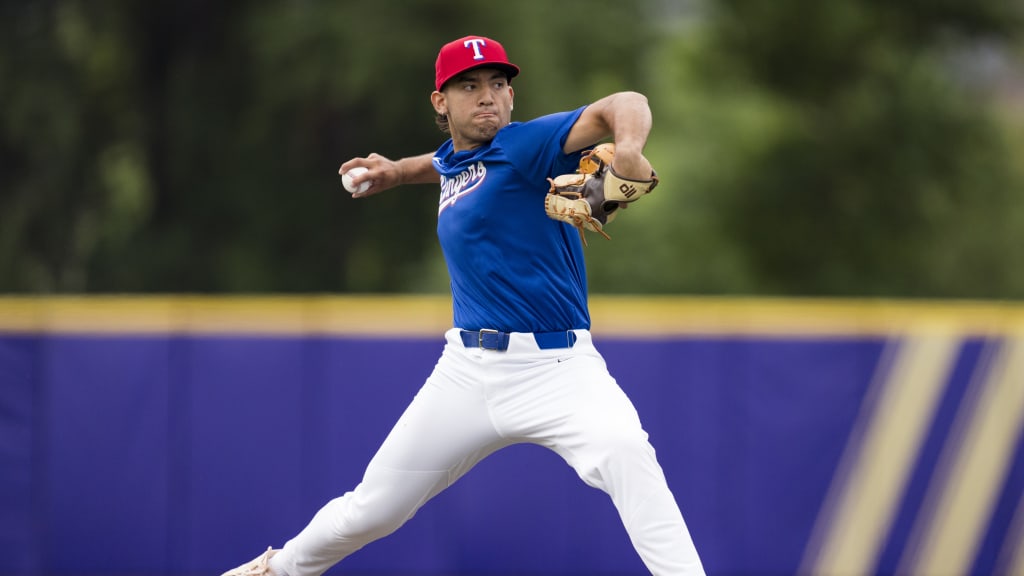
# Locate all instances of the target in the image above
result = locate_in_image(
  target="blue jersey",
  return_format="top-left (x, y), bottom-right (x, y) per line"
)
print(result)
top-left (433, 107), bottom-right (589, 333)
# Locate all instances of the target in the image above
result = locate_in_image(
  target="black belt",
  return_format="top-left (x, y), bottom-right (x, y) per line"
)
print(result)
top-left (459, 329), bottom-right (578, 351)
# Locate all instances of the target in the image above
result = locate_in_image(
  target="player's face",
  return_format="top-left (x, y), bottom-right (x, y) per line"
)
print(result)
top-left (434, 68), bottom-right (514, 151)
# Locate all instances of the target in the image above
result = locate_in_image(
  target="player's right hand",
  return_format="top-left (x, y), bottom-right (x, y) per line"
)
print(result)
top-left (339, 153), bottom-right (401, 198)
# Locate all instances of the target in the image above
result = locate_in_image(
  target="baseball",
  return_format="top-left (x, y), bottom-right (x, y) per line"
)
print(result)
top-left (342, 166), bottom-right (371, 194)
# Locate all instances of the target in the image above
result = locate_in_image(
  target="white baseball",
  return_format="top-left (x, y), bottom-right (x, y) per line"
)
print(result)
top-left (342, 166), bottom-right (371, 194)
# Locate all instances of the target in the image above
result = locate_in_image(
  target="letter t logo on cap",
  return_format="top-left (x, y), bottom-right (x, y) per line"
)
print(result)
top-left (464, 38), bottom-right (487, 60)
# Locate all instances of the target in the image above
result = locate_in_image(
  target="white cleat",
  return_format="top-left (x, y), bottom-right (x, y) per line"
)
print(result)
top-left (221, 547), bottom-right (279, 576)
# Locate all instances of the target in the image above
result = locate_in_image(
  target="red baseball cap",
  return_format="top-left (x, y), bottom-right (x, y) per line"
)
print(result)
top-left (434, 36), bottom-right (520, 91)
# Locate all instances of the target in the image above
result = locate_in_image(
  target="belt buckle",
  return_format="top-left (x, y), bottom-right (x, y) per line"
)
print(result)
top-left (478, 328), bottom-right (500, 349)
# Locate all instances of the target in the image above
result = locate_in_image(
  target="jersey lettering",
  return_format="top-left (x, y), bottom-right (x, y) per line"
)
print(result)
top-left (438, 161), bottom-right (487, 214)
top-left (464, 38), bottom-right (487, 60)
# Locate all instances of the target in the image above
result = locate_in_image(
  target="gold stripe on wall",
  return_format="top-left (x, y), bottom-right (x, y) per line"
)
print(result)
top-left (995, 488), bottom-right (1024, 576)
top-left (805, 327), bottom-right (960, 576)
top-left (1, 295), bottom-right (1023, 336)
top-left (589, 296), bottom-right (1024, 337)
top-left (0, 295), bottom-right (454, 336)
top-left (902, 334), bottom-right (1024, 576)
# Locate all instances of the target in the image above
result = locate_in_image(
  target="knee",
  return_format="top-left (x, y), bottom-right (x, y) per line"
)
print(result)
top-left (576, 430), bottom-right (664, 488)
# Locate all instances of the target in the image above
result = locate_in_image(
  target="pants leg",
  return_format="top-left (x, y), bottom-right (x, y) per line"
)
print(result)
top-left (272, 344), bottom-right (507, 576)
top-left (486, 333), bottom-right (706, 576)
top-left (560, 380), bottom-right (705, 576)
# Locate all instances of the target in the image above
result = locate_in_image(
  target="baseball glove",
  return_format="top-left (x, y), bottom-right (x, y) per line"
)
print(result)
top-left (544, 143), bottom-right (658, 244)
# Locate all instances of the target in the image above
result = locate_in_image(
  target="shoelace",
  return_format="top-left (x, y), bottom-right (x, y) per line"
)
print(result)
top-left (239, 547), bottom-right (273, 575)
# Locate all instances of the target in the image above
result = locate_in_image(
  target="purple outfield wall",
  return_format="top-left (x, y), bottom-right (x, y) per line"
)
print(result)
top-left (1, 296), bottom-right (1022, 576)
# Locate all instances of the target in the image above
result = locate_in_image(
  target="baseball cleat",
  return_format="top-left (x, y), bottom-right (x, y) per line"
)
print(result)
top-left (221, 547), bottom-right (278, 576)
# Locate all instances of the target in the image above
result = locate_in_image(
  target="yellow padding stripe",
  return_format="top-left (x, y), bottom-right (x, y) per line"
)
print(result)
top-left (0, 295), bottom-right (1022, 336)
top-left (997, 493), bottom-right (1024, 576)
top-left (0, 296), bottom-right (453, 336)
top-left (805, 328), bottom-right (960, 575)
top-left (588, 297), bottom-right (1024, 337)
top-left (903, 333), bottom-right (1024, 575)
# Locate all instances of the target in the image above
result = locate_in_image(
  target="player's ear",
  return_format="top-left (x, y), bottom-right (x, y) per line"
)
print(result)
top-left (431, 91), bottom-right (447, 116)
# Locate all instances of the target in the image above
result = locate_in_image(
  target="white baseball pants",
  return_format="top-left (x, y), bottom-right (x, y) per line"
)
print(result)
top-left (271, 329), bottom-right (705, 576)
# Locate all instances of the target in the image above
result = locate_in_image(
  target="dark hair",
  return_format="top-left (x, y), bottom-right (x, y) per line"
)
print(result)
top-left (435, 112), bottom-right (450, 134)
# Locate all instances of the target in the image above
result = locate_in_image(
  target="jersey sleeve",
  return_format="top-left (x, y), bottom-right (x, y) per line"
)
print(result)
top-left (499, 106), bottom-right (587, 183)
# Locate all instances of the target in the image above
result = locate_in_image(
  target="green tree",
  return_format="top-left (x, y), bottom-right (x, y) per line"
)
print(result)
top-left (0, 0), bottom-right (653, 293)
top-left (2, 0), bottom-right (1022, 298)
top-left (690, 0), bottom-right (1024, 297)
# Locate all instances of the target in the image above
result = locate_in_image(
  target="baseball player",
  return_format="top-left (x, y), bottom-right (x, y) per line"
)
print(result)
top-left (222, 35), bottom-right (705, 576)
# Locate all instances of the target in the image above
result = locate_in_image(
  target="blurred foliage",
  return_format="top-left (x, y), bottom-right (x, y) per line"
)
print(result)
top-left (1, 0), bottom-right (1023, 298)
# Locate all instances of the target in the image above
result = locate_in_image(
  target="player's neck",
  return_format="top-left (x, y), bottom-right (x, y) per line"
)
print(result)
top-left (451, 127), bottom-right (502, 152)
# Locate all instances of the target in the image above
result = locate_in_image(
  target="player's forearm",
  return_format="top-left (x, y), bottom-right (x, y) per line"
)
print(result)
top-left (395, 153), bottom-right (441, 186)
top-left (601, 92), bottom-right (653, 180)
top-left (340, 152), bottom-right (440, 197)
top-left (604, 92), bottom-right (652, 159)
top-left (564, 91), bottom-right (652, 169)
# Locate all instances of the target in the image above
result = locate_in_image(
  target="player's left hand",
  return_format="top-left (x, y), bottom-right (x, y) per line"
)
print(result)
top-left (544, 143), bottom-right (658, 244)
